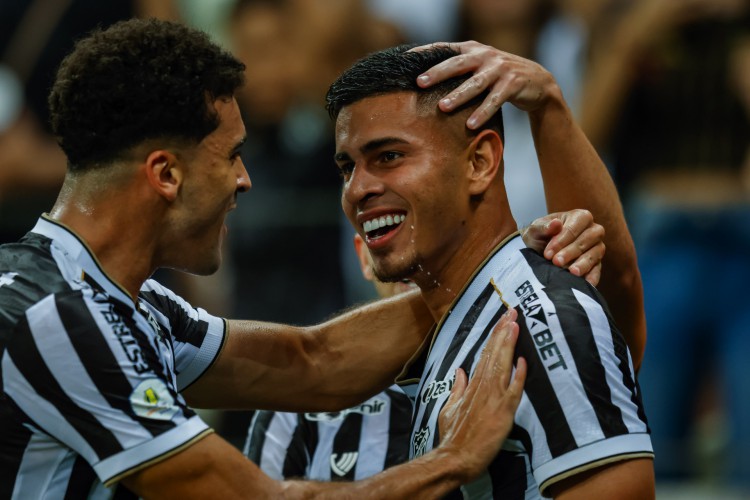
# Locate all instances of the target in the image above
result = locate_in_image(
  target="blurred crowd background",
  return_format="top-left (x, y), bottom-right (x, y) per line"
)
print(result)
top-left (1, 0), bottom-right (748, 498)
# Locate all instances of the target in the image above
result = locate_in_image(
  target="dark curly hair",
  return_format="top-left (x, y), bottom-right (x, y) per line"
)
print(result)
top-left (48, 18), bottom-right (246, 171)
top-left (325, 44), bottom-right (503, 142)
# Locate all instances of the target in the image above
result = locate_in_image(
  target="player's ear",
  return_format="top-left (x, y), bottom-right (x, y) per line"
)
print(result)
top-left (144, 150), bottom-right (182, 202)
top-left (466, 129), bottom-right (503, 196)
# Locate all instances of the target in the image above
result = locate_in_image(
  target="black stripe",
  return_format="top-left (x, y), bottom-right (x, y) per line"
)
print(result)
top-left (415, 284), bottom-right (496, 448)
top-left (7, 311), bottom-right (123, 459)
top-left (384, 389), bottom-right (411, 469)
top-left (555, 286), bottom-right (629, 436)
top-left (330, 413), bottom-right (363, 481)
top-left (282, 415), bottom-right (310, 479)
top-left (431, 304), bottom-right (506, 447)
top-left (488, 450), bottom-right (527, 499)
top-left (245, 411), bottom-right (275, 465)
top-left (515, 312), bottom-right (576, 458)
top-left (460, 306), bottom-right (506, 376)
top-left (112, 483), bottom-right (139, 500)
top-left (508, 423), bottom-right (533, 465)
top-left (521, 249), bottom-right (631, 437)
top-left (139, 289), bottom-right (207, 348)
top-left (56, 294), bottom-right (181, 437)
top-left (0, 398), bottom-right (32, 499)
top-left (63, 455), bottom-right (97, 500)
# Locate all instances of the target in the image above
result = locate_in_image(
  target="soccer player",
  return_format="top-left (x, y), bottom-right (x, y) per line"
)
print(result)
top-left (327, 44), bottom-right (655, 499)
top-left (0, 19), bottom-right (606, 498)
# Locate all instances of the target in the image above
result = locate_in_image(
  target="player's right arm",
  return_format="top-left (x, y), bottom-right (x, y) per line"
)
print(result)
top-left (184, 288), bottom-right (434, 412)
top-left (123, 309), bottom-right (526, 499)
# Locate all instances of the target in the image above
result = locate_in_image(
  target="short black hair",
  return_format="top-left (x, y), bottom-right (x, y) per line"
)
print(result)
top-left (48, 18), bottom-right (246, 171)
top-left (325, 44), bottom-right (503, 141)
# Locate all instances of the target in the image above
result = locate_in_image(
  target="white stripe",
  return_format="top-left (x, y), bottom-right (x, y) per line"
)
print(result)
top-left (2, 354), bottom-right (98, 464)
top-left (258, 412), bottom-right (299, 480)
top-left (573, 290), bottom-right (647, 433)
top-left (12, 432), bottom-right (74, 500)
top-left (26, 297), bottom-right (152, 449)
top-left (309, 419), bottom-right (339, 481)
top-left (512, 392), bottom-right (553, 471)
top-left (355, 394), bottom-right (390, 479)
top-left (534, 433), bottom-right (653, 492)
top-left (93, 415), bottom-right (209, 483)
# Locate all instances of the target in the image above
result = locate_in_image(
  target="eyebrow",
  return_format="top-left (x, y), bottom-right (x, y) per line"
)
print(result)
top-left (231, 136), bottom-right (247, 155)
top-left (334, 137), bottom-right (409, 163)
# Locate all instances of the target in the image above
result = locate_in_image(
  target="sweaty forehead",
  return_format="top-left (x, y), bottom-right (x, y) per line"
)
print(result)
top-left (335, 92), bottom-right (464, 148)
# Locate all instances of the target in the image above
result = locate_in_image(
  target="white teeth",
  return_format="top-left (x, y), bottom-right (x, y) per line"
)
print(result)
top-left (363, 214), bottom-right (405, 234)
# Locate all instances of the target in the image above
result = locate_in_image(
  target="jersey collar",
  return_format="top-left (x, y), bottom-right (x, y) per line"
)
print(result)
top-left (31, 215), bottom-right (135, 306)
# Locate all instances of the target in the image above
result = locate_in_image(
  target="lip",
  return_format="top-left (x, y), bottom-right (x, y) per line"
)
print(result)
top-left (357, 209), bottom-right (408, 251)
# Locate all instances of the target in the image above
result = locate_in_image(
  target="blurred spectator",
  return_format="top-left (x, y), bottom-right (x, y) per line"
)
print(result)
top-left (578, 0), bottom-right (750, 493)
top-left (456, 0), bottom-right (588, 227)
top-left (365, 0), bottom-right (460, 43)
top-left (214, 0), bottom-right (405, 446)
top-left (224, 0), bottom-right (404, 323)
top-left (0, 0), bottom-right (180, 244)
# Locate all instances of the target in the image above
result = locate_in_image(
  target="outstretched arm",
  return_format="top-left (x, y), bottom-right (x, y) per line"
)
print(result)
top-left (184, 289), bottom-right (433, 412)
top-left (125, 310), bottom-right (526, 499)
top-left (415, 43), bottom-right (646, 368)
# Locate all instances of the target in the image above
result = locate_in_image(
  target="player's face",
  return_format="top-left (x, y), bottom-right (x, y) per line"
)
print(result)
top-left (336, 92), bottom-right (473, 286)
top-left (174, 96), bottom-right (250, 274)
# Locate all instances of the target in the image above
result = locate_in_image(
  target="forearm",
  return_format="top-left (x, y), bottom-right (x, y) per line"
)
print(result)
top-left (281, 448), bottom-right (463, 500)
top-left (186, 290), bottom-right (433, 411)
top-left (529, 91), bottom-right (646, 366)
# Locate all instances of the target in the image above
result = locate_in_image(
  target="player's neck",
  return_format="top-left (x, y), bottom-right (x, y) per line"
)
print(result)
top-left (416, 217), bottom-right (517, 322)
top-left (49, 179), bottom-right (164, 301)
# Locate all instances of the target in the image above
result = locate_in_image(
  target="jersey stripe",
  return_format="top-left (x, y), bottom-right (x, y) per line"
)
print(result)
top-left (331, 413), bottom-right (363, 480)
top-left (514, 312), bottom-right (577, 457)
top-left (406, 235), bottom-right (652, 498)
top-left (246, 387), bottom-right (411, 481)
top-left (55, 294), bottom-right (177, 439)
top-left (63, 454), bottom-right (98, 499)
top-left (0, 401), bottom-right (32, 499)
top-left (1, 219), bottom-right (222, 496)
top-left (7, 312), bottom-right (122, 459)
top-left (282, 416), bottom-right (310, 479)
top-left (245, 411), bottom-right (273, 466)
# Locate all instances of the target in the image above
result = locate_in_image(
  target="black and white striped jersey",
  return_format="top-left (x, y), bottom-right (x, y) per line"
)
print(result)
top-left (0, 216), bottom-right (226, 499)
top-left (244, 386), bottom-right (412, 481)
top-left (399, 234), bottom-right (652, 499)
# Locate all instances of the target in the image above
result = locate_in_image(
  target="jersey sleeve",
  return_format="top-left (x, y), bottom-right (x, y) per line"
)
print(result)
top-left (509, 264), bottom-right (653, 495)
top-left (244, 411), bottom-right (309, 480)
top-left (139, 279), bottom-right (227, 391)
top-left (1, 289), bottom-right (212, 486)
